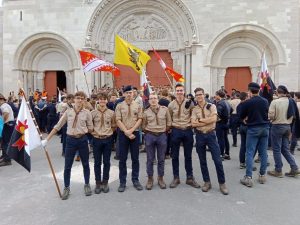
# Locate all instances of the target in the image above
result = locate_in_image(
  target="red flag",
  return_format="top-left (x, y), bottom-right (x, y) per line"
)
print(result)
top-left (79, 51), bottom-right (120, 76)
top-left (152, 48), bottom-right (185, 82)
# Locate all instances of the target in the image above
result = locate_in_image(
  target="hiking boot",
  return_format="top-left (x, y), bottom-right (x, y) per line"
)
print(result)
top-left (102, 180), bottom-right (109, 193)
top-left (61, 187), bottom-right (70, 200)
top-left (94, 181), bottom-right (101, 194)
top-left (219, 183), bottom-right (229, 195)
top-left (0, 160), bottom-right (12, 167)
top-left (114, 155), bottom-right (120, 160)
top-left (133, 181), bottom-right (143, 191)
top-left (146, 176), bottom-right (154, 190)
top-left (186, 177), bottom-right (201, 188)
top-left (285, 169), bottom-right (300, 177)
top-left (118, 183), bottom-right (126, 192)
top-left (224, 154), bottom-right (231, 160)
top-left (165, 155), bottom-right (171, 160)
top-left (252, 166), bottom-right (257, 171)
top-left (254, 157), bottom-right (260, 163)
top-left (240, 163), bottom-right (246, 169)
top-left (84, 184), bottom-right (92, 196)
top-left (75, 156), bottom-right (80, 162)
top-left (169, 177), bottom-right (180, 188)
top-left (157, 176), bottom-right (167, 189)
top-left (258, 174), bottom-right (266, 184)
top-left (201, 182), bottom-right (212, 192)
top-left (240, 176), bottom-right (253, 187)
top-left (232, 143), bottom-right (237, 147)
top-left (267, 170), bottom-right (284, 178)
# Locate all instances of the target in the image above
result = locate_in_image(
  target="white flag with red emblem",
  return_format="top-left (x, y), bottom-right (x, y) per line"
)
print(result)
top-left (79, 51), bottom-right (120, 76)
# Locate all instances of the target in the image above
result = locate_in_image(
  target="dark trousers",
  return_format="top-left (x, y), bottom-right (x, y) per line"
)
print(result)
top-left (216, 123), bottom-right (230, 156)
top-left (118, 131), bottom-right (140, 185)
top-left (1, 122), bottom-right (15, 161)
top-left (145, 133), bottom-right (167, 177)
top-left (170, 128), bottom-right (194, 178)
top-left (61, 124), bottom-right (67, 155)
top-left (47, 115), bottom-right (57, 133)
top-left (64, 135), bottom-right (90, 187)
top-left (92, 136), bottom-right (113, 182)
top-left (239, 124), bottom-right (247, 163)
top-left (195, 131), bottom-right (225, 184)
top-left (230, 114), bottom-right (239, 145)
top-left (165, 132), bottom-right (171, 156)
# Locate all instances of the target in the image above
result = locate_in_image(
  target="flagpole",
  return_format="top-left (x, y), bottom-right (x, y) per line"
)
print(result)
top-left (19, 88), bottom-right (62, 198)
top-left (164, 70), bottom-right (174, 91)
top-left (83, 72), bottom-right (91, 97)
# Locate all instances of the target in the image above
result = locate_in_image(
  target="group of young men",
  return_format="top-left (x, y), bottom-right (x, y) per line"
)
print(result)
top-left (2, 80), bottom-right (300, 200)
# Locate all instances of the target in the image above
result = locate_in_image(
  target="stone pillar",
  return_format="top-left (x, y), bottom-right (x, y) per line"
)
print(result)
top-left (36, 72), bottom-right (44, 90)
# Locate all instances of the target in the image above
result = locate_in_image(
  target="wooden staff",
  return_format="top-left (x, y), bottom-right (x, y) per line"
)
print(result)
top-left (19, 88), bottom-right (62, 198)
top-left (164, 70), bottom-right (174, 92)
top-left (83, 72), bottom-right (91, 97)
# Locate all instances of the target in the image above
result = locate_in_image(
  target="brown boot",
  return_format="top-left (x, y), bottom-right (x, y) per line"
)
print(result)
top-left (219, 183), bottom-right (229, 195)
top-left (169, 177), bottom-right (180, 188)
top-left (102, 180), bottom-right (109, 193)
top-left (186, 177), bottom-right (201, 188)
top-left (201, 182), bottom-right (212, 192)
top-left (157, 176), bottom-right (167, 189)
top-left (94, 181), bottom-right (101, 194)
top-left (146, 176), bottom-right (154, 190)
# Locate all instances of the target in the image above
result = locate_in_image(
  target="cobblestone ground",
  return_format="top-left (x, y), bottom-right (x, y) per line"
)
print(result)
top-left (1, 134), bottom-right (300, 225)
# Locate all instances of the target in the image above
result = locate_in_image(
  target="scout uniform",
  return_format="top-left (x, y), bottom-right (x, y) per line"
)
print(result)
top-left (191, 102), bottom-right (227, 193)
top-left (142, 105), bottom-right (171, 189)
top-left (168, 99), bottom-right (199, 187)
top-left (54, 106), bottom-right (93, 189)
top-left (115, 96), bottom-right (143, 189)
top-left (91, 107), bottom-right (116, 193)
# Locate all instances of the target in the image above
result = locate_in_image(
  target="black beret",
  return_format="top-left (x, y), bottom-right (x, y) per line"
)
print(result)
top-left (123, 85), bottom-right (133, 93)
top-left (248, 82), bottom-right (260, 90)
top-left (277, 85), bottom-right (289, 94)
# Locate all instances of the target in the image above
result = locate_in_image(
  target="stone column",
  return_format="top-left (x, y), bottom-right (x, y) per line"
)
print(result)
top-left (36, 72), bottom-right (44, 90)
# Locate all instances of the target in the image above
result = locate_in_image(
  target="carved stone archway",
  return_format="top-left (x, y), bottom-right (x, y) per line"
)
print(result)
top-left (14, 32), bottom-right (80, 93)
top-left (85, 0), bottom-right (198, 91)
top-left (206, 24), bottom-right (286, 94)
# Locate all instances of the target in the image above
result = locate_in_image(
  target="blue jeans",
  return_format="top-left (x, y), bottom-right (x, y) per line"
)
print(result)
top-left (170, 128), bottom-right (194, 178)
top-left (245, 125), bottom-right (269, 177)
top-left (195, 131), bottom-right (226, 184)
top-left (230, 114), bottom-right (239, 145)
top-left (92, 136), bottom-right (113, 182)
top-left (64, 135), bottom-right (90, 187)
top-left (118, 131), bottom-right (140, 185)
top-left (271, 124), bottom-right (298, 172)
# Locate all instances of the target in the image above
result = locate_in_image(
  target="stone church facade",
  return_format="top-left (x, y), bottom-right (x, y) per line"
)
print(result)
top-left (0, 0), bottom-right (299, 96)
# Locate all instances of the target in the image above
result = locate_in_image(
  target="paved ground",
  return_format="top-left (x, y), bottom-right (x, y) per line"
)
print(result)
top-left (1, 134), bottom-right (300, 225)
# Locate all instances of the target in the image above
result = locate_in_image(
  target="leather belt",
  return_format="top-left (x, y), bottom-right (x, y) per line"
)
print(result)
top-left (172, 126), bottom-right (192, 130)
top-left (195, 129), bottom-right (215, 134)
top-left (68, 134), bottom-right (85, 139)
top-left (93, 135), bottom-right (112, 139)
top-left (145, 130), bottom-right (165, 136)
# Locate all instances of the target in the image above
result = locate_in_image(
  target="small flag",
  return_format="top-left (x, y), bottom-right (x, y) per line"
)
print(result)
top-left (79, 51), bottom-right (120, 76)
top-left (7, 96), bottom-right (41, 172)
top-left (152, 48), bottom-right (184, 82)
top-left (114, 35), bottom-right (151, 75)
top-left (258, 52), bottom-right (276, 104)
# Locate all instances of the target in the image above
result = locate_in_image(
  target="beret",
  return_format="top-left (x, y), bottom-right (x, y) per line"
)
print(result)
top-left (248, 82), bottom-right (260, 90)
top-left (123, 85), bottom-right (133, 93)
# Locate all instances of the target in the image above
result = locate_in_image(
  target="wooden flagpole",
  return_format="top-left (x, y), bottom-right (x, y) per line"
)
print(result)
top-left (164, 70), bottom-right (174, 92)
top-left (83, 72), bottom-right (91, 97)
top-left (19, 87), bottom-right (62, 198)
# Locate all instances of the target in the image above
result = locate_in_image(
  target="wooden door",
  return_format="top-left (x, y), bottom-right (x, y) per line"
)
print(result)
top-left (44, 71), bottom-right (57, 100)
top-left (225, 67), bottom-right (252, 95)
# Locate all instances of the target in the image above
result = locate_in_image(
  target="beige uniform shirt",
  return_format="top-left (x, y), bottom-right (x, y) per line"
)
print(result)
top-left (91, 107), bottom-right (116, 137)
top-left (142, 106), bottom-right (172, 133)
top-left (54, 108), bottom-right (93, 136)
top-left (191, 103), bottom-right (218, 133)
top-left (168, 99), bottom-right (193, 128)
top-left (268, 97), bottom-right (293, 124)
top-left (229, 98), bottom-right (241, 114)
top-left (115, 100), bottom-right (143, 130)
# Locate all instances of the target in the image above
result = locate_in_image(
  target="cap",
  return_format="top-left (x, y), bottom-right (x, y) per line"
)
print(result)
top-left (123, 85), bottom-right (133, 93)
top-left (277, 85), bottom-right (289, 94)
top-left (248, 82), bottom-right (260, 90)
